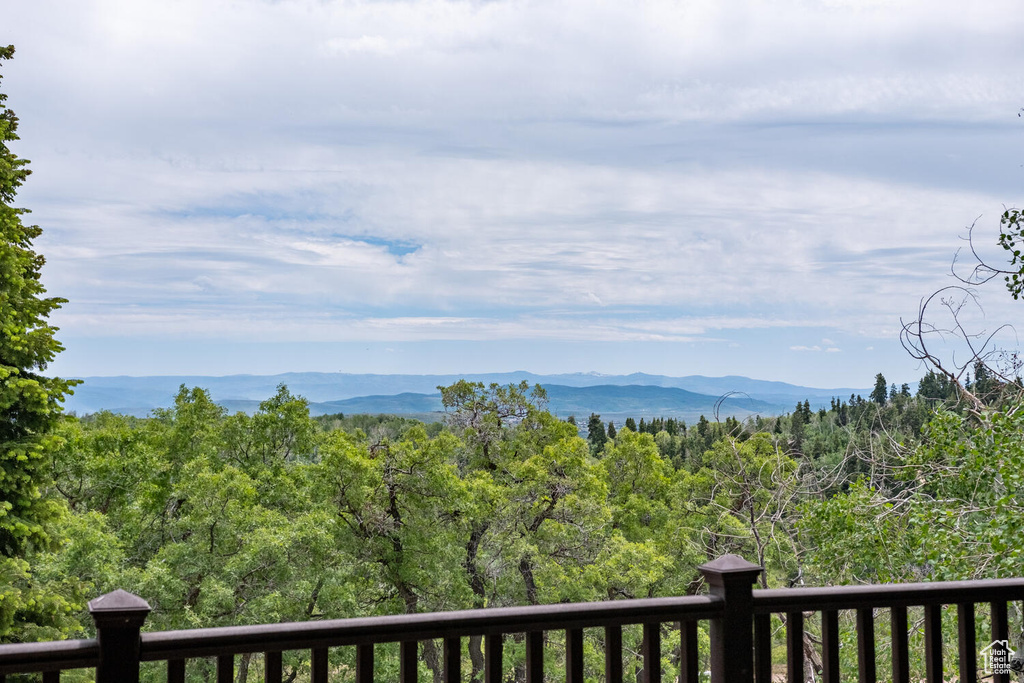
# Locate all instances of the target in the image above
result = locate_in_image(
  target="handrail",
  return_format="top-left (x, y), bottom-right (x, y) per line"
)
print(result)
top-left (140, 594), bottom-right (724, 660)
top-left (752, 576), bottom-right (1024, 613)
top-left (0, 638), bottom-right (99, 675)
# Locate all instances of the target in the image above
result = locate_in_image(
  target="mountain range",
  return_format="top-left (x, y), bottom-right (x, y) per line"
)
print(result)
top-left (64, 371), bottom-right (870, 423)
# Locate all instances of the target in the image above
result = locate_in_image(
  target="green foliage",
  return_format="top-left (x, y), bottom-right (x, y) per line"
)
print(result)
top-left (998, 207), bottom-right (1024, 299)
top-left (905, 406), bottom-right (1024, 579)
top-left (917, 369), bottom-right (957, 403)
top-left (28, 368), bottom-right (1019, 680)
top-left (315, 412), bottom-right (444, 441)
top-left (799, 480), bottom-right (919, 583)
top-left (679, 433), bottom-right (801, 583)
top-left (802, 398), bottom-right (1024, 582)
top-left (316, 427), bottom-right (467, 613)
top-left (0, 45), bottom-right (80, 643)
top-left (796, 399), bottom-right (1024, 678)
top-left (37, 381), bottom-right (722, 680)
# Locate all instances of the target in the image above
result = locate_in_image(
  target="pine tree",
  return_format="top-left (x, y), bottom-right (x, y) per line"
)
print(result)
top-left (870, 373), bottom-right (888, 405)
top-left (790, 402), bottom-right (807, 450)
top-left (0, 45), bottom-right (79, 641)
top-left (586, 413), bottom-right (607, 452)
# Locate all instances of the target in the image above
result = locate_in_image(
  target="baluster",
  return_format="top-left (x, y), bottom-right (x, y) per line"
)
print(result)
top-left (890, 606), bottom-right (909, 683)
top-left (753, 614), bottom-right (771, 683)
top-left (957, 603), bottom-right (976, 683)
top-left (566, 628), bottom-right (583, 683)
top-left (856, 608), bottom-right (876, 683)
top-left (923, 604), bottom-right (943, 682)
top-left (642, 623), bottom-right (661, 683)
top-left (821, 610), bottom-right (840, 683)
top-left (525, 632), bottom-right (543, 683)
top-left (679, 621), bottom-right (699, 683)
top-left (485, 635), bottom-right (503, 683)
top-left (356, 644), bottom-right (374, 683)
top-left (311, 647), bottom-right (328, 683)
top-left (444, 637), bottom-right (461, 683)
top-left (786, 612), bottom-right (803, 683)
top-left (401, 641), bottom-right (418, 683)
top-left (992, 601), bottom-right (1009, 683)
top-left (167, 658), bottom-right (185, 683)
top-left (264, 651), bottom-right (282, 683)
top-left (217, 654), bottom-right (233, 683)
top-left (605, 625), bottom-right (623, 683)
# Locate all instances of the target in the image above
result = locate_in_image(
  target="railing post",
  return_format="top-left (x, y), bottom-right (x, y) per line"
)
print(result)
top-left (88, 589), bottom-right (151, 683)
top-left (699, 554), bottom-right (763, 683)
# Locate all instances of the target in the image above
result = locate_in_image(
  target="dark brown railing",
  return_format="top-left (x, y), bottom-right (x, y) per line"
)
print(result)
top-left (1, 554), bottom-right (1023, 683)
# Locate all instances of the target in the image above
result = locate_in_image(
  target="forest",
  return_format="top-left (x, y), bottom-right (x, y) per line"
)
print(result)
top-left (6, 368), bottom-right (1024, 682)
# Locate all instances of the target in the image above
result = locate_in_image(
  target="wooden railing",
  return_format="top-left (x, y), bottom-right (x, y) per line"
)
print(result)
top-left (2, 554), bottom-right (1023, 682)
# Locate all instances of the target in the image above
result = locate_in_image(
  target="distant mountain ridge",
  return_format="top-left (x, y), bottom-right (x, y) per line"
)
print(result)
top-left (64, 371), bottom-right (868, 420)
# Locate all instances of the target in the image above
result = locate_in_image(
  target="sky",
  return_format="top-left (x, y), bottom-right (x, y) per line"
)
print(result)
top-left (5, 0), bottom-right (1024, 388)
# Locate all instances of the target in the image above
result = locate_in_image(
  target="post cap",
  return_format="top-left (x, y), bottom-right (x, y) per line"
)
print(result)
top-left (88, 590), bottom-right (151, 627)
top-left (698, 554), bottom-right (763, 587)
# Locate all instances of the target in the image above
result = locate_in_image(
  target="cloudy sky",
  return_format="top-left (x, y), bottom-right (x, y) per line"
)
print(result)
top-left (5, 0), bottom-right (1024, 387)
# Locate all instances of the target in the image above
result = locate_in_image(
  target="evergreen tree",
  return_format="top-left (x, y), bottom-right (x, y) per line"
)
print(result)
top-left (624, 417), bottom-right (637, 432)
top-left (790, 402), bottom-right (807, 451)
top-left (917, 370), bottom-right (955, 402)
top-left (606, 420), bottom-right (616, 438)
top-left (695, 415), bottom-right (713, 452)
top-left (972, 360), bottom-right (998, 402)
top-left (870, 373), bottom-right (888, 405)
top-left (0, 45), bottom-right (79, 642)
top-left (586, 413), bottom-right (607, 452)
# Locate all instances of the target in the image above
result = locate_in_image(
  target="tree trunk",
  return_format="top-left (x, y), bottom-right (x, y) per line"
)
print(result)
top-left (519, 557), bottom-right (539, 605)
top-left (423, 640), bottom-right (443, 683)
top-left (236, 652), bottom-right (251, 683)
top-left (468, 634), bottom-right (485, 683)
top-left (465, 523), bottom-right (489, 682)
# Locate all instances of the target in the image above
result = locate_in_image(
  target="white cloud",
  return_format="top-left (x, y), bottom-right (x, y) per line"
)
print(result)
top-left (37, 154), bottom-right (1004, 342)
top-left (5, 0), bottom-right (1023, 380)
